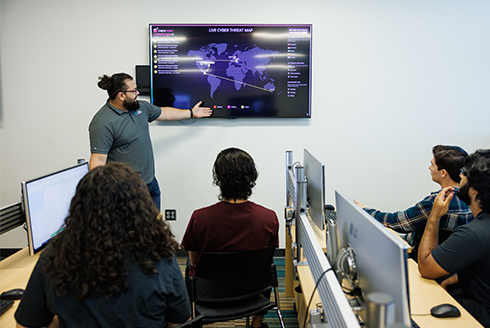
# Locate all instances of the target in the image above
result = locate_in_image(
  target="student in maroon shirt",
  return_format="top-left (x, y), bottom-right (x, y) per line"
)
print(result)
top-left (182, 147), bottom-right (279, 328)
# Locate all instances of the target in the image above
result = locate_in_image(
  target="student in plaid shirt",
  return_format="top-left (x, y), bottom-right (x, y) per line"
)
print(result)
top-left (355, 145), bottom-right (473, 260)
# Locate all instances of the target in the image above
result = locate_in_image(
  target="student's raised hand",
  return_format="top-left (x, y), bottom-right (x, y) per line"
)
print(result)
top-left (431, 187), bottom-right (454, 219)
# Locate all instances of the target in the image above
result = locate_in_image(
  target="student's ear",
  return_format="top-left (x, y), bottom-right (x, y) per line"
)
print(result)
top-left (471, 187), bottom-right (479, 200)
top-left (441, 169), bottom-right (448, 178)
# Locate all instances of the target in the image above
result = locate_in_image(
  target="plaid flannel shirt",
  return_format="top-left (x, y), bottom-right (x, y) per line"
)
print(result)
top-left (364, 189), bottom-right (473, 233)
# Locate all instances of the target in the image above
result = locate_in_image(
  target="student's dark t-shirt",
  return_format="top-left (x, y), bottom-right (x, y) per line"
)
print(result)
top-left (432, 211), bottom-right (490, 327)
top-left (15, 249), bottom-right (190, 328)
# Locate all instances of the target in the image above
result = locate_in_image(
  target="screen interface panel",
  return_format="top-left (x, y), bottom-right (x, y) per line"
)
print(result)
top-left (150, 24), bottom-right (312, 118)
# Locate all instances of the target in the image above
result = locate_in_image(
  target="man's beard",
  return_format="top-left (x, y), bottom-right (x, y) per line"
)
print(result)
top-left (457, 183), bottom-right (472, 206)
top-left (124, 98), bottom-right (140, 111)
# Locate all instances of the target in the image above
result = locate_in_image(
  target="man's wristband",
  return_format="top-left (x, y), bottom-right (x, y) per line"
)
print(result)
top-left (189, 109), bottom-right (193, 118)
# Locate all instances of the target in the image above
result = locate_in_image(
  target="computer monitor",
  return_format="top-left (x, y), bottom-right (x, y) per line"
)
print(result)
top-left (21, 162), bottom-right (89, 255)
top-left (335, 190), bottom-right (411, 327)
top-left (304, 149), bottom-right (326, 230)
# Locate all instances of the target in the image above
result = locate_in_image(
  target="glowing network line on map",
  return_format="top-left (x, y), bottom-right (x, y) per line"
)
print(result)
top-left (203, 72), bottom-right (274, 93)
top-left (195, 58), bottom-right (239, 65)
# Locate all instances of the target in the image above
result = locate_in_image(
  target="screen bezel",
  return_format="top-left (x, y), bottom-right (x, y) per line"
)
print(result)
top-left (21, 162), bottom-right (89, 255)
top-left (304, 149), bottom-right (326, 230)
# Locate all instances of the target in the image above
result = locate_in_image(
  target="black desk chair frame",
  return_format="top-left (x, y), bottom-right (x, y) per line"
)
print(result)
top-left (188, 246), bottom-right (285, 328)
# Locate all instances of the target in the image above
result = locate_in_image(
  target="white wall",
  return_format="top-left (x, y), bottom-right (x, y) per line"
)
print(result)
top-left (1, 0), bottom-right (489, 249)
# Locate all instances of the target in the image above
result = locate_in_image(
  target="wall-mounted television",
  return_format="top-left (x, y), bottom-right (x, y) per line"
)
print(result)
top-left (149, 24), bottom-right (312, 118)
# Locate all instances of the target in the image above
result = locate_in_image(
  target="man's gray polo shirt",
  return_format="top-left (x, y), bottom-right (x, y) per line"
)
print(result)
top-left (89, 100), bottom-right (162, 184)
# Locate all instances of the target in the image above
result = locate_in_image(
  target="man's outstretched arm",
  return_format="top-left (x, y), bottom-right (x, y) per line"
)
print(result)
top-left (157, 101), bottom-right (212, 121)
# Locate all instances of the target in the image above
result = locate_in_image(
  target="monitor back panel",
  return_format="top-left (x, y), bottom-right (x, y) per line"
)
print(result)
top-left (335, 190), bottom-right (410, 327)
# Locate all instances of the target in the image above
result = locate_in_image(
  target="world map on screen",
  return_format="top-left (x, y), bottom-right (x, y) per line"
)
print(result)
top-left (187, 43), bottom-right (281, 99)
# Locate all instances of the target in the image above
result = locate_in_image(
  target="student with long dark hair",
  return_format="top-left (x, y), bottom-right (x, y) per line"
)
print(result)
top-left (15, 162), bottom-right (191, 328)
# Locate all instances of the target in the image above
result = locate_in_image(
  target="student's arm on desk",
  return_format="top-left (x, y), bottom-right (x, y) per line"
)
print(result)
top-left (418, 188), bottom-right (452, 279)
top-left (440, 274), bottom-right (459, 291)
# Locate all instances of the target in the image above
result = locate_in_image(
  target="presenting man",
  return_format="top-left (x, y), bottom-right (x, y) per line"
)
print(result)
top-left (89, 72), bottom-right (212, 210)
top-left (355, 145), bottom-right (472, 259)
top-left (418, 150), bottom-right (490, 327)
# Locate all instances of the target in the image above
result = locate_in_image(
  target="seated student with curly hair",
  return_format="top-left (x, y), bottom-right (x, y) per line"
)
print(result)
top-left (182, 147), bottom-right (279, 328)
top-left (15, 162), bottom-right (191, 328)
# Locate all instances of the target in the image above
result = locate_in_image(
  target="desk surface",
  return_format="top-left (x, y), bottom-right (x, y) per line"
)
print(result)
top-left (407, 259), bottom-right (483, 327)
top-left (290, 221), bottom-right (326, 252)
top-left (296, 260), bottom-right (482, 327)
top-left (286, 222), bottom-right (482, 328)
top-left (0, 248), bottom-right (40, 327)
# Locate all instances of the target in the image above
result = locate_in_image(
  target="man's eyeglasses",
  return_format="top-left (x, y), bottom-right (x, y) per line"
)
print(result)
top-left (121, 88), bottom-right (138, 93)
top-left (460, 167), bottom-right (467, 176)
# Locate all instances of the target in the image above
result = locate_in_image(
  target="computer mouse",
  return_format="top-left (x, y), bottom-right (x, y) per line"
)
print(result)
top-left (430, 303), bottom-right (461, 318)
top-left (0, 288), bottom-right (24, 301)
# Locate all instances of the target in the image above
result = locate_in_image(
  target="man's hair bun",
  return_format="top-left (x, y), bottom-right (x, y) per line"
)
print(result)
top-left (97, 75), bottom-right (113, 90)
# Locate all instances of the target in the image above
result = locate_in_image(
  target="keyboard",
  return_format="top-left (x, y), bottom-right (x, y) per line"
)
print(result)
top-left (0, 299), bottom-right (14, 316)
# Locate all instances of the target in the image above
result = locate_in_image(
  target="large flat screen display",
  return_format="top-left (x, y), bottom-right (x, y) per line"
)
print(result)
top-left (149, 24), bottom-right (312, 118)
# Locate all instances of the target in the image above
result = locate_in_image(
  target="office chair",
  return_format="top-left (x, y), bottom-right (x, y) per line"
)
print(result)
top-left (187, 246), bottom-right (285, 328)
top-left (173, 314), bottom-right (204, 328)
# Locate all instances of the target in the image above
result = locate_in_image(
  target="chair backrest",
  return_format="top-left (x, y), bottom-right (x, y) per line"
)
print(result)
top-left (191, 246), bottom-right (276, 303)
